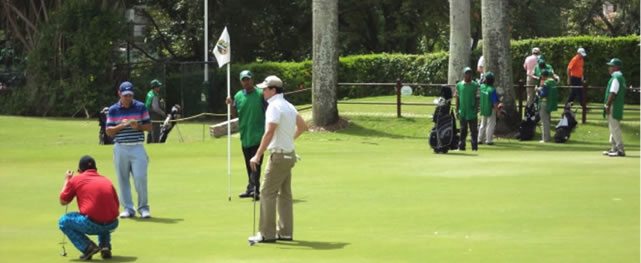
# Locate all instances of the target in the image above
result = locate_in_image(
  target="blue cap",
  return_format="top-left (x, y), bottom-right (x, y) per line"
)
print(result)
top-left (119, 81), bottom-right (134, 96)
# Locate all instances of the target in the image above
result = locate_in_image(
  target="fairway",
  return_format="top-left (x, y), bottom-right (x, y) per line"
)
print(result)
top-left (0, 98), bottom-right (639, 262)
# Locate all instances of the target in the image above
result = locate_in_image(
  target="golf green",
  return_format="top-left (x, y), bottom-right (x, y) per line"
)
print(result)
top-left (0, 99), bottom-right (638, 262)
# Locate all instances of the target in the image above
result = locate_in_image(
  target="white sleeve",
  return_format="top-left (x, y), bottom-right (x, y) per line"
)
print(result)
top-left (477, 56), bottom-right (484, 68)
top-left (610, 78), bottom-right (620, 94)
top-left (265, 106), bottom-right (280, 124)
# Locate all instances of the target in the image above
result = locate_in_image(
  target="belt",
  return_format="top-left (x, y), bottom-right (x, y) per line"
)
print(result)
top-left (270, 148), bottom-right (293, 154)
top-left (116, 142), bottom-right (143, 146)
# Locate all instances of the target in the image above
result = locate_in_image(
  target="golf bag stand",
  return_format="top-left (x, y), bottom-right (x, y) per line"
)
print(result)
top-left (98, 107), bottom-right (113, 145)
top-left (159, 104), bottom-right (182, 143)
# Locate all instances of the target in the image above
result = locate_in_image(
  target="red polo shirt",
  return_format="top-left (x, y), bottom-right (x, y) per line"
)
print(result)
top-left (60, 169), bottom-right (119, 224)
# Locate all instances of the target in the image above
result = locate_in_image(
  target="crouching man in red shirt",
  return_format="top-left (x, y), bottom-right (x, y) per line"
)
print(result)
top-left (59, 155), bottom-right (119, 260)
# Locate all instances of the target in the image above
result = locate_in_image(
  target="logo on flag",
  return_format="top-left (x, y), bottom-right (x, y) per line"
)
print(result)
top-left (213, 27), bottom-right (230, 68)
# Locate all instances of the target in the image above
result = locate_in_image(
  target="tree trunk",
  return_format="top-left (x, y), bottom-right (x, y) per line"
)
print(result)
top-left (447, 0), bottom-right (471, 85)
top-left (312, 0), bottom-right (339, 127)
top-left (482, 0), bottom-right (519, 134)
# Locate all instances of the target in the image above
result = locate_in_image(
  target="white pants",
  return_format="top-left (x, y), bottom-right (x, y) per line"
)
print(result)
top-left (540, 101), bottom-right (551, 142)
top-left (608, 112), bottom-right (625, 152)
top-left (478, 111), bottom-right (496, 144)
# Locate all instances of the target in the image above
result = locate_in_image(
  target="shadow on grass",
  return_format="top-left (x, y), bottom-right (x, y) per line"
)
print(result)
top-left (71, 255), bottom-right (137, 262)
top-left (128, 217), bottom-right (184, 224)
top-left (336, 122), bottom-right (423, 139)
top-left (292, 199), bottom-right (306, 204)
top-left (275, 240), bottom-right (350, 250)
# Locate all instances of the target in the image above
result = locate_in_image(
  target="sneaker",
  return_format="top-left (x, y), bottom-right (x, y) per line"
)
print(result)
top-left (119, 210), bottom-right (134, 218)
top-left (276, 234), bottom-right (293, 241)
top-left (140, 210), bottom-right (151, 219)
top-left (608, 151), bottom-right (626, 157)
top-left (602, 150), bottom-right (616, 156)
top-left (248, 233), bottom-right (276, 244)
top-left (79, 243), bottom-right (100, 260)
top-left (100, 246), bottom-right (112, 259)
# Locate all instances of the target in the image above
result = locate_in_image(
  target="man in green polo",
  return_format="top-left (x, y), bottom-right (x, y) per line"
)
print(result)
top-left (536, 69), bottom-right (558, 143)
top-left (602, 58), bottom-right (626, 157)
top-left (226, 70), bottom-right (266, 199)
top-left (478, 72), bottom-right (499, 145)
top-left (145, 79), bottom-right (166, 143)
top-left (455, 67), bottom-right (480, 151)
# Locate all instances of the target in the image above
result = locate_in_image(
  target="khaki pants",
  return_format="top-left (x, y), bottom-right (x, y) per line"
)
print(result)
top-left (526, 76), bottom-right (537, 106)
top-left (540, 101), bottom-right (551, 142)
top-left (608, 113), bottom-right (625, 152)
top-left (478, 111), bottom-right (496, 144)
top-left (259, 151), bottom-right (297, 239)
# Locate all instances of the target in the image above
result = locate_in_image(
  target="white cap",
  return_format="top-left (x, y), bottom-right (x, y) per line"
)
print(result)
top-left (532, 47), bottom-right (540, 54)
top-left (257, 75), bottom-right (283, 89)
top-left (577, 48), bottom-right (587, 57)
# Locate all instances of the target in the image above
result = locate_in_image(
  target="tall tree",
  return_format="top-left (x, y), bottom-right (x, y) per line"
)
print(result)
top-left (482, 0), bottom-right (519, 133)
top-left (312, 0), bottom-right (339, 127)
top-left (447, 0), bottom-right (471, 85)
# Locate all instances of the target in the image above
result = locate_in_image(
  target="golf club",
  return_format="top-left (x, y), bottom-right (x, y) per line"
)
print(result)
top-left (59, 170), bottom-right (72, 257)
top-left (249, 185), bottom-right (258, 246)
top-left (59, 202), bottom-right (69, 257)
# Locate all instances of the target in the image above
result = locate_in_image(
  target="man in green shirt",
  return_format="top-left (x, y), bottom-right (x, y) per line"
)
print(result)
top-left (145, 79), bottom-right (166, 143)
top-left (536, 70), bottom-right (558, 143)
top-left (478, 72), bottom-right (499, 145)
top-left (226, 70), bottom-right (266, 199)
top-left (455, 67), bottom-right (480, 151)
top-left (603, 58), bottom-right (626, 157)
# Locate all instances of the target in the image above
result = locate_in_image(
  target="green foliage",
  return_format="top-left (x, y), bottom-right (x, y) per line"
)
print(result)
top-left (0, 0), bottom-right (126, 116)
top-left (500, 35), bottom-right (640, 103)
top-left (211, 35), bottom-right (638, 109)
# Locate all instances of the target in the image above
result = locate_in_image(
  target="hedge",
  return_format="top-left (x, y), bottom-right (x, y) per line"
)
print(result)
top-left (208, 35), bottom-right (638, 114)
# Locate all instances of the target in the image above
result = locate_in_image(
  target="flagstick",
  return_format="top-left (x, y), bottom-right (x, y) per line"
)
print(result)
top-left (227, 62), bottom-right (231, 202)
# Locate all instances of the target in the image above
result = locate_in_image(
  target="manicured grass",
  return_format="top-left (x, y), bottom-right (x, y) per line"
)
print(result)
top-left (0, 97), bottom-right (638, 262)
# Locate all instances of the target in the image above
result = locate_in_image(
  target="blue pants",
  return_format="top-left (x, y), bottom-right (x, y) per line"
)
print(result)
top-left (58, 212), bottom-right (118, 252)
top-left (114, 143), bottom-right (149, 214)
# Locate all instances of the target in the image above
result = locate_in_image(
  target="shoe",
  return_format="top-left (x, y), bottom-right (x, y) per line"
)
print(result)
top-left (100, 246), bottom-right (112, 259)
top-left (119, 210), bottom-right (134, 218)
top-left (248, 233), bottom-right (276, 244)
top-left (239, 192), bottom-right (253, 198)
top-left (276, 234), bottom-right (293, 241)
top-left (478, 141), bottom-right (484, 145)
top-left (140, 210), bottom-right (151, 219)
top-left (79, 243), bottom-right (100, 260)
top-left (457, 147), bottom-right (466, 151)
top-left (602, 150), bottom-right (616, 156)
top-left (539, 140), bottom-right (546, 143)
top-left (608, 151), bottom-right (626, 157)
top-left (252, 195), bottom-right (260, 201)
top-left (486, 142), bottom-right (494, 145)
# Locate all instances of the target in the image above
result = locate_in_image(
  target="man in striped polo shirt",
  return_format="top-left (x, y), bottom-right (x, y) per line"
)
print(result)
top-left (106, 81), bottom-right (153, 219)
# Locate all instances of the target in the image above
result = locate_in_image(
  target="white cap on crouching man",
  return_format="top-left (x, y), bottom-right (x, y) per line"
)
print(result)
top-left (256, 75), bottom-right (283, 89)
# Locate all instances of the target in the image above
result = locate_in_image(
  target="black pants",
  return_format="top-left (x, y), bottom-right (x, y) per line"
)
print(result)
top-left (459, 119), bottom-right (478, 150)
top-left (242, 145), bottom-right (263, 194)
top-left (567, 77), bottom-right (584, 106)
top-left (147, 122), bottom-right (162, 143)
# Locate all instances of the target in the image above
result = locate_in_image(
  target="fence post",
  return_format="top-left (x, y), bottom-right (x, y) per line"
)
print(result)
top-left (518, 79), bottom-right (524, 119)
top-left (581, 81), bottom-right (588, 124)
top-left (396, 79), bottom-right (402, 118)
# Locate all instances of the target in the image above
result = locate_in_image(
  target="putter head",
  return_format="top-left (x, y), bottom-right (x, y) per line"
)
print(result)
top-left (60, 252), bottom-right (67, 257)
top-left (248, 240), bottom-right (257, 246)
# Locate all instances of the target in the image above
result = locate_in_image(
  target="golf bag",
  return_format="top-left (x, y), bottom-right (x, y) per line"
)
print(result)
top-left (429, 87), bottom-right (460, 154)
top-left (98, 107), bottom-right (113, 145)
top-left (516, 98), bottom-right (540, 141)
top-left (554, 103), bottom-right (578, 143)
top-left (158, 104), bottom-right (182, 143)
